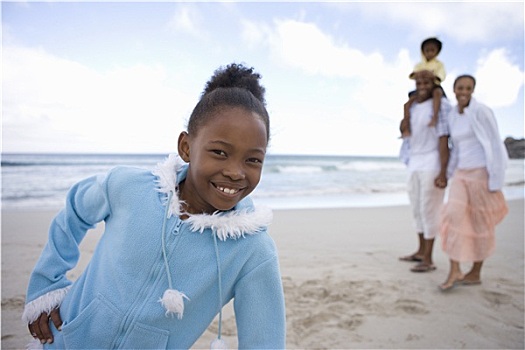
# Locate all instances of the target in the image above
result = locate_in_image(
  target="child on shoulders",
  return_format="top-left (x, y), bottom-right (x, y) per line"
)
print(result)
top-left (402, 37), bottom-right (446, 138)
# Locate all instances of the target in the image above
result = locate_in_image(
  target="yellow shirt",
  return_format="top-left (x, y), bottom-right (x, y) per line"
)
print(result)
top-left (409, 56), bottom-right (446, 85)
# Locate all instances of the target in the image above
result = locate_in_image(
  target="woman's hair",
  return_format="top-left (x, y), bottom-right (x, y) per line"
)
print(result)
top-left (454, 74), bottom-right (476, 88)
top-left (187, 63), bottom-right (270, 141)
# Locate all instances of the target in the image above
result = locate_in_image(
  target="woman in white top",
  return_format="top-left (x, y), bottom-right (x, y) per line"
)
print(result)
top-left (439, 74), bottom-right (509, 291)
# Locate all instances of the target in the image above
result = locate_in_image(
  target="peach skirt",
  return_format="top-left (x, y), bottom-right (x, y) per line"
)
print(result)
top-left (440, 168), bottom-right (508, 262)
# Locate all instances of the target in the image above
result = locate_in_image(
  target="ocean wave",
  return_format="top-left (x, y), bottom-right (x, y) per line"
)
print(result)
top-left (1, 154), bottom-right (162, 168)
top-left (2, 193), bottom-right (56, 201)
top-left (2, 154), bottom-right (523, 210)
top-left (267, 165), bottom-right (325, 174)
top-left (264, 162), bottom-right (404, 174)
top-left (1, 161), bottom-right (113, 167)
top-left (252, 183), bottom-right (407, 198)
top-left (506, 180), bottom-right (525, 186)
top-left (337, 161), bottom-right (406, 171)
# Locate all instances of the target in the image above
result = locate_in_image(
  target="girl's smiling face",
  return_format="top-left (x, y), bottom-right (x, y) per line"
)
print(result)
top-left (422, 42), bottom-right (439, 61)
top-left (178, 106), bottom-right (268, 215)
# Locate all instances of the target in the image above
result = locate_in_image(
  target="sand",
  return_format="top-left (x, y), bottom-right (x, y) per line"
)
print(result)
top-left (2, 199), bottom-right (524, 349)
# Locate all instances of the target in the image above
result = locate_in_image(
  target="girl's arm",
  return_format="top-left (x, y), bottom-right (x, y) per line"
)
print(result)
top-left (234, 255), bottom-right (286, 349)
top-left (23, 172), bottom-right (113, 325)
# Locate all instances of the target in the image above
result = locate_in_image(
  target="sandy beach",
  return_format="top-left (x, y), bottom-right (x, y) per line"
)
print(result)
top-left (2, 199), bottom-right (524, 349)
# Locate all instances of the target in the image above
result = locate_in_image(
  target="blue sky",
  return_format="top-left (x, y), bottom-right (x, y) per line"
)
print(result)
top-left (2, 1), bottom-right (524, 156)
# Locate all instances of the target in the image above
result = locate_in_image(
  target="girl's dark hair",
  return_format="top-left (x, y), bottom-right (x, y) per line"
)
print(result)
top-left (454, 74), bottom-right (476, 89)
top-left (421, 37), bottom-right (442, 54)
top-left (188, 63), bottom-right (270, 141)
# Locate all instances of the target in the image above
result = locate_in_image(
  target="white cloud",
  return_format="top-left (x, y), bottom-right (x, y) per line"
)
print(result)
top-left (166, 4), bottom-right (207, 39)
top-left (268, 19), bottom-right (386, 79)
top-left (246, 20), bottom-right (412, 117)
top-left (239, 17), bottom-right (423, 155)
top-left (4, 2), bottom-right (522, 156)
top-left (474, 49), bottom-right (524, 108)
top-left (349, 2), bottom-right (523, 44)
top-left (2, 46), bottom-right (192, 153)
top-left (243, 13), bottom-right (523, 155)
top-left (241, 19), bottom-right (272, 50)
top-left (243, 18), bottom-right (414, 98)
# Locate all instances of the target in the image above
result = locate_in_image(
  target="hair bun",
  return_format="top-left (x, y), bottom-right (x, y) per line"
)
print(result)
top-left (203, 63), bottom-right (266, 104)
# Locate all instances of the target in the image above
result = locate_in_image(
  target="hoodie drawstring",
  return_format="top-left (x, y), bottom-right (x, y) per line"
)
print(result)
top-left (159, 191), bottom-right (189, 319)
top-left (159, 191), bottom-right (227, 349)
top-left (211, 233), bottom-right (228, 349)
top-left (161, 191), bottom-right (174, 289)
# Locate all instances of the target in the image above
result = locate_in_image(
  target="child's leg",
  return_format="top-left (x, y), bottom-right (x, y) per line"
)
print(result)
top-left (402, 95), bottom-right (416, 137)
top-left (399, 118), bottom-right (410, 138)
top-left (429, 87), bottom-right (443, 127)
top-left (404, 94), bottom-right (416, 119)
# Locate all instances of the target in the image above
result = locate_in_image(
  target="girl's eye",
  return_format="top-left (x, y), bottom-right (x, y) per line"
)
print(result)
top-left (248, 158), bottom-right (263, 165)
top-left (212, 150), bottom-right (227, 157)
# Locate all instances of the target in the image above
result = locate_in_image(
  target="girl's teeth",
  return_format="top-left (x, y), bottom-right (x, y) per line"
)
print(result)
top-left (218, 187), bottom-right (237, 194)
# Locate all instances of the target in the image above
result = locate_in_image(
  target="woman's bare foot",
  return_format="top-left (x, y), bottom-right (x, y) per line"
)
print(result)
top-left (439, 273), bottom-right (465, 291)
top-left (461, 272), bottom-right (481, 285)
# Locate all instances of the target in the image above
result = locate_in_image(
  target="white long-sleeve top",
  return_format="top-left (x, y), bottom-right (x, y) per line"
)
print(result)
top-left (447, 98), bottom-right (508, 191)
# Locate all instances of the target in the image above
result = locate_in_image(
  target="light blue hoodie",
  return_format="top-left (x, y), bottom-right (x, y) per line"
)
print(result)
top-left (23, 155), bottom-right (286, 349)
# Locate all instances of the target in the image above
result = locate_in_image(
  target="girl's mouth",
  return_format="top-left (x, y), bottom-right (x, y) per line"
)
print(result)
top-left (215, 185), bottom-right (240, 195)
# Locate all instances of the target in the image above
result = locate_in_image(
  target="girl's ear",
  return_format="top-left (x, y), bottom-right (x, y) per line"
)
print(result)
top-left (178, 132), bottom-right (191, 162)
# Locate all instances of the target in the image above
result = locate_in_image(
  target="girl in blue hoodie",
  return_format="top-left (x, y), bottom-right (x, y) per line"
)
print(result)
top-left (23, 63), bottom-right (286, 349)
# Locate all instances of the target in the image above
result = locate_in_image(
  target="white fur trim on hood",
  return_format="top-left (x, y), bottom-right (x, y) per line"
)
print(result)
top-left (152, 154), bottom-right (185, 218)
top-left (152, 154), bottom-right (273, 240)
top-left (186, 207), bottom-right (272, 241)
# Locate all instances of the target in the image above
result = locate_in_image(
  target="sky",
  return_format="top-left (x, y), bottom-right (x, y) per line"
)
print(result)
top-left (2, 1), bottom-right (524, 157)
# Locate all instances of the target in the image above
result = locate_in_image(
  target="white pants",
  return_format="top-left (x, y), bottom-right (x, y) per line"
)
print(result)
top-left (407, 171), bottom-right (445, 239)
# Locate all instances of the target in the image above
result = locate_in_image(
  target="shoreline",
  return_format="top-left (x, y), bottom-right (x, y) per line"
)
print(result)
top-left (2, 199), bottom-right (524, 349)
top-left (3, 181), bottom-right (523, 212)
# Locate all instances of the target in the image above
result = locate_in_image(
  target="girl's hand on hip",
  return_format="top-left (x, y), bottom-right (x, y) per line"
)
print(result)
top-left (28, 308), bottom-right (62, 344)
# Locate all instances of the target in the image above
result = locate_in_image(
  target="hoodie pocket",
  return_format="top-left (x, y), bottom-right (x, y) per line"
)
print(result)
top-left (119, 322), bottom-right (169, 349)
top-left (61, 293), bottom-right (122, 349)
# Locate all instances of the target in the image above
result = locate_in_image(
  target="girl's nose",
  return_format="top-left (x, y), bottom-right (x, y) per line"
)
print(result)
top-left (222, 165), bottom-right (246, 180)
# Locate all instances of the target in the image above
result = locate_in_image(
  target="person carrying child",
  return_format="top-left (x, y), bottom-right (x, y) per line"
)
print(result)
top-left (401, 37), bottom-right (447, 138)
top-left (398, 69), bottom-right (451, 273)
top-left (22, 63), bottom-right (286, 349)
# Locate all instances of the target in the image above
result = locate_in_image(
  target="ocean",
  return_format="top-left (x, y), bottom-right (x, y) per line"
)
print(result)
top-left (2, 153), bottom-right (524, 211)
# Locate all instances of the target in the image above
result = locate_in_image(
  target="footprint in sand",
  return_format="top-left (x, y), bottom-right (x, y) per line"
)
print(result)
top-left (394, 298), bottom-right (429, 315)
top-left (1, 296), bottom-right (26, 310)
top-left (481, 290), bottom-right (512, 307)
top-left (291, 310), bottom-right (364, 335)
top-left (1, 334), bottom-right (15, 341)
